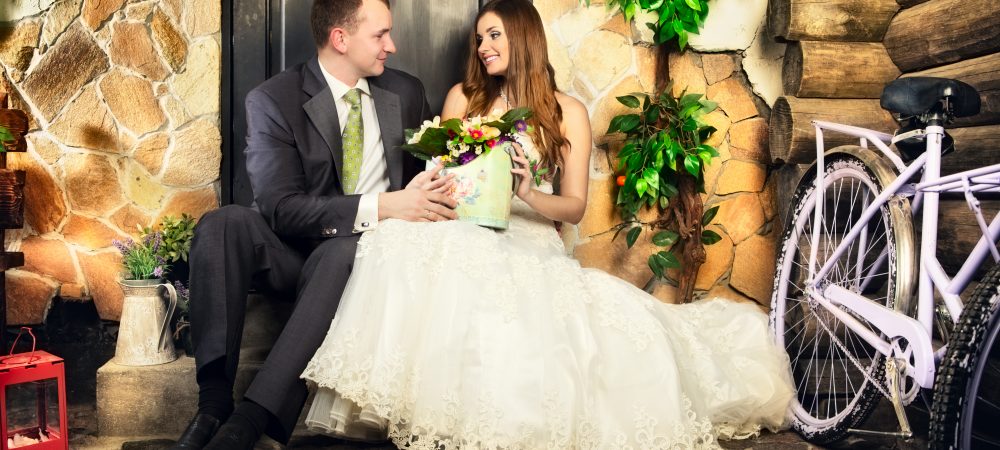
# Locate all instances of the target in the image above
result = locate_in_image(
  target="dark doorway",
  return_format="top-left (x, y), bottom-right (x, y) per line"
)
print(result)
top-left (222, 0), bottom-right (489, 206)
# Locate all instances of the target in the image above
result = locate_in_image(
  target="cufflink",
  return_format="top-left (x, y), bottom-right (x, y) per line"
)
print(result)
top-left (361, 222), bottom-right (370, 228)
top-left (321, 227), bottom-right (337, 236)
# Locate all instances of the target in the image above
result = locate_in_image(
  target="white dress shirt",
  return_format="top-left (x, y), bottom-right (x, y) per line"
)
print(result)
top-left (319, 64), bottom-right (389, 233)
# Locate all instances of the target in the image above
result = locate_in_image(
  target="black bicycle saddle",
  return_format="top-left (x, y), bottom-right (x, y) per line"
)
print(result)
top-left (881, 77), bottom-right (981, 118)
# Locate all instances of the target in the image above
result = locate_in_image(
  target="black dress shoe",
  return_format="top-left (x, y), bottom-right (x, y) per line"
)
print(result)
top-left (202, 421), bottom-right (259, 450)
top-left (171, 413), bottom-right (222, 449)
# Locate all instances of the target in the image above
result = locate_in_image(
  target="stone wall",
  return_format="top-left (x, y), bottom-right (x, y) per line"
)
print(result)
top-left (0, 0), bottom-right (221, 324)
top-left (543, 0), bottom-right (786, 306)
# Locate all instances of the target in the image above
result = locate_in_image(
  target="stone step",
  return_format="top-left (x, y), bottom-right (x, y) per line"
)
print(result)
top-left (97, 294), bottom-right (291, 438)
top-left (96, 356), bottom-right (198, 437)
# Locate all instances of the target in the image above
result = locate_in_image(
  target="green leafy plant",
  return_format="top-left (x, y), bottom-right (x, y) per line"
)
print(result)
top-left (607, 83), bottom-right (721, 300)
top-left (582, 0), bottom-right (711, 50)
top-left (113, 231), bottom-right (167, 280)
top-left (0, 125), bottom-right (14, 151)
top-left (143, 214), bottom-right (197, 264)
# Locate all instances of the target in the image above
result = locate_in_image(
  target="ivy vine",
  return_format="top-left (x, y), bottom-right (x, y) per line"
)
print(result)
top-left (606, 84), bottom-right (721, 286)
top-left (582, 0), bottom-right (711, 50)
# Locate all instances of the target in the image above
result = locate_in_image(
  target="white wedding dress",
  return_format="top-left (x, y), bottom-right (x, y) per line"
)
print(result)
top-left (301, 136), bottom-right (794, 449)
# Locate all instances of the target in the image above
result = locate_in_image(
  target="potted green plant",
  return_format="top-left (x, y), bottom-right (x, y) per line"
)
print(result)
top-left (112, 231), bottom-right (179, 366)
top-left (606, 83), bottom-right (722, 302)
top-left (143, 213), bottom-right (197, 285)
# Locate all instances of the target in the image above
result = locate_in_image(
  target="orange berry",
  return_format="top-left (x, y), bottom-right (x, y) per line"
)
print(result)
top-left (616, 175), bottom-right (626, 187)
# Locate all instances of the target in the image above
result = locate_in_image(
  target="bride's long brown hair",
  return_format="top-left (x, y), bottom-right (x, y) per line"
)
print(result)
top-left (462, 0), bottom-right (568, 172)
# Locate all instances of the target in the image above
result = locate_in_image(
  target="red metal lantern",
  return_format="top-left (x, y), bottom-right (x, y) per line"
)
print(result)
top-left (0, 328), bottom-right (68, 449)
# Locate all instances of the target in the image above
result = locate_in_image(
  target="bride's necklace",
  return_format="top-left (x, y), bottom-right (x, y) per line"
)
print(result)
top-left (499, 86), bottom-right (511, 108)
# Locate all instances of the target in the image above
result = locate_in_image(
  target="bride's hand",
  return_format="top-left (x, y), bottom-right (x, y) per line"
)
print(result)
top-left (406, 161), bottom-right (455, 194)
top-left (509, 143), bottom-right (534, 202)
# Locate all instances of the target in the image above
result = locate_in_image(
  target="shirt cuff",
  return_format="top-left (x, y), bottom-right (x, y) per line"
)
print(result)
top-left (353, 193), bottom-right (379, 233)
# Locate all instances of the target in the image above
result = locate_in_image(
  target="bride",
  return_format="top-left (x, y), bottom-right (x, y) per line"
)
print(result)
top-left (301, 0), bottom-right (794, 448)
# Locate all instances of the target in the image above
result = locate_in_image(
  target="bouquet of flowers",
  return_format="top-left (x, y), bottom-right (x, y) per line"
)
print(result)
top-left (402, 107), bottom-right (532, 167)
top-left (401, 108), bottom-right (533, 229)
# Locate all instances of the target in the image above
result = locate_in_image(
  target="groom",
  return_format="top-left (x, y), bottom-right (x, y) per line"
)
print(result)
top-left (171, 0), bottom-right (457, 449)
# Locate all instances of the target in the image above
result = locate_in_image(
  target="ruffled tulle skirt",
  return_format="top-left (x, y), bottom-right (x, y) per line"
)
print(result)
top-left (301, 215), bottom-right (793, 449)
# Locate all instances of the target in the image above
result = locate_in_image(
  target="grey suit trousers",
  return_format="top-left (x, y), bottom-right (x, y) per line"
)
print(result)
top-left (189, 204), bottom-right (360, 441)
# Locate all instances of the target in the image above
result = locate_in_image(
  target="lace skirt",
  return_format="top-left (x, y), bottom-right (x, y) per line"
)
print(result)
top-left (300, 218), bottom-right (794, 449)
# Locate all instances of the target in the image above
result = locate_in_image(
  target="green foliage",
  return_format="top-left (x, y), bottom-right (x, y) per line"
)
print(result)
top-left (0, 125), bottom-right (14, 151)
top-left (143, 214), bottom-right (197, 264)
top-left (581, 0), bottom-right (711, 50)
top-left (401, 108), bottom-right (533, 163)
top-left (606, 83), bottom-right (722, 281)
top-left (113, 232), bottom-right (167, 280)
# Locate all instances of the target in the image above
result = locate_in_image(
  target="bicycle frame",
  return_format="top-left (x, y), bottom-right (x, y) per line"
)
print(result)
top-left (803, 120), bottom-right (1000, 391)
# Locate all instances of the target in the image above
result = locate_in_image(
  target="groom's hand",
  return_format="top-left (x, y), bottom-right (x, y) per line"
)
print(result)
top-left (378, 187), bottom-right (458, 222)
top-left (406, 161), bottom-right (454, 191)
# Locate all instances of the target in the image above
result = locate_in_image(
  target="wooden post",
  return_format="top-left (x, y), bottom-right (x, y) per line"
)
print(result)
top-left (784, 41), bottom-right (900, 99)
top-left (769, 96), bottom-right (898, 164)
top-left (884, 0), bottom-right (1000, 72)
top-left (768, 0), bottom-right (899, 42)
top-left (905, 52), bottom-right (1000, 128)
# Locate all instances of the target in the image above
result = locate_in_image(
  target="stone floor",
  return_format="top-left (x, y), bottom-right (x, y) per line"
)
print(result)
top-left (37, 299), bottom-right (933, 450)
top-left (67, 400), bottom-right (930, 450)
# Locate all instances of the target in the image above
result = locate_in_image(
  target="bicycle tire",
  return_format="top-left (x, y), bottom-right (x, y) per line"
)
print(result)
top-left (770, 147), bottom-right (916, 444)
top-left (930, 264), bottom-right (1000, 449)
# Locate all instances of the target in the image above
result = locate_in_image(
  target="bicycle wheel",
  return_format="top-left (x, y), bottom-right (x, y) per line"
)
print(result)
top-left (930, 264), bottom-right (1000, 449)
top-left (770, 147), bottom-right (916, 444)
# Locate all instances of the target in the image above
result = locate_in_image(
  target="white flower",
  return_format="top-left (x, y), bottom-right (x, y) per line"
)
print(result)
top-left (407, 116), bottom-right (442, 144)
top-left (465, 116), bottom-right (483, 128)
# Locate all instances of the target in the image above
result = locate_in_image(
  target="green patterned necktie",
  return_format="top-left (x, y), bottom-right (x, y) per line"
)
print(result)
top-left (341, 88), bottom-right (364, 194)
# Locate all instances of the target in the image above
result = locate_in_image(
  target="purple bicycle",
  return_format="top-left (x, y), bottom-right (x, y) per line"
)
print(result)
top-left (770, 77), bottom-right (1000, 449)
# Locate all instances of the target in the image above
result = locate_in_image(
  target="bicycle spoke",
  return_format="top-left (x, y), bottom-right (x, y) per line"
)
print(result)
top-left (977, 395), bottom-right (1000, 416)
top-left (971, 434), bottom-right (1000, 449)
top-left (771, 154), bottom-right (908, 440)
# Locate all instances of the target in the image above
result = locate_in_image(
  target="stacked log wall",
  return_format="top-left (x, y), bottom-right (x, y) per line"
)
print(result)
top-left (768, 0), bottom-right (1000, 273)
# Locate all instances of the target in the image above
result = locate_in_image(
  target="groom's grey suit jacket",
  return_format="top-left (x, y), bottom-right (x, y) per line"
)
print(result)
top-left (228, 57), bottom-right (430, 438)
top-left (244, 57), bottom-right (431, 245)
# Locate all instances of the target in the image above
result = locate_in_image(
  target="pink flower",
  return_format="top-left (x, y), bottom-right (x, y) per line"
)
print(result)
top-left (468, 128), bottom-right (484, 140)
top-left (486, 139), bottom-right (497, 148)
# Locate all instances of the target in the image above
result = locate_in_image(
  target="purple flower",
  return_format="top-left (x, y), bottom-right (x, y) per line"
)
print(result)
top-left (152, 232), bottom-right (163, 253)
top-left (514, 120), bottom-right (528, 133)
top-left (112, 239), bottom-right (129, 254)
top-left (173, 280), bottom-right (190, 301)
top-left (153, 266), bottom-right (164, 278)
top-left (458, 151), bottom-right (478, 166)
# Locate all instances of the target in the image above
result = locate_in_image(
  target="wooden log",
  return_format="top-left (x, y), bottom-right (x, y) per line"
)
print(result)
top-left (931, 200), bottom-right (1000, 275)
top-left (905, 52), bottom-right (1000, 128)
top-left (769, 97), bottom-right (897, 164)
top-left (784, 41), bottom-right (900, 98)
top-left (884, 0), bottom-right (1000, 72)
top-left (941, 124), bottom-right (1000, 175)
top-left (917, 124), bottom-right (1000, 274)
top-left (768, 0), bottom-right (899, 42)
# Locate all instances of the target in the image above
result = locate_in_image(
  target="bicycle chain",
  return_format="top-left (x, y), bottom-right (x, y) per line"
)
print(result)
top-left (807, 307), bottom-right (894, 400)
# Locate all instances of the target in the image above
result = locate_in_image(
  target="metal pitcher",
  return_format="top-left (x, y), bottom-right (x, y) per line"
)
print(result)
top-left (114, 279), bottom-right (178, 366)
